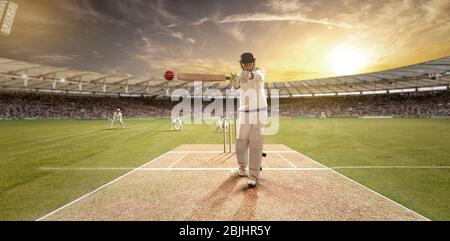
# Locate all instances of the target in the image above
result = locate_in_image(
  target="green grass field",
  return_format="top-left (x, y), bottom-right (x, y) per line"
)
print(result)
top-left (0, 118), bottom-right (449, 220)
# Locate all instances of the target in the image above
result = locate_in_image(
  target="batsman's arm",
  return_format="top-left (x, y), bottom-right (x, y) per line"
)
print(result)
top-left (230, 72), bottom-right (239, 89)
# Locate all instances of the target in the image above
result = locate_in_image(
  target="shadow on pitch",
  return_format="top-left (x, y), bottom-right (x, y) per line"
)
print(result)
top-left (189, 175), bottom-right (241, 219)
top-left (232, 186), bottom-right (259, 220)
top-left (189, 174), bottom-right (261, 220)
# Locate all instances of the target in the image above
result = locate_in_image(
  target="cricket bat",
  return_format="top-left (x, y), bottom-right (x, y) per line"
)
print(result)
top-left (177, 73), bottom-right (228, 82)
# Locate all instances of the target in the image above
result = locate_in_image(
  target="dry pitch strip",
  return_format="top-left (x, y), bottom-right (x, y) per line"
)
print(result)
top-left (37, 144), bottom-right (428, 221)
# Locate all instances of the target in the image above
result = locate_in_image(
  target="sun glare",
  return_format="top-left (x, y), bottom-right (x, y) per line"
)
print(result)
top-left (329, 45), bottom-right (367, 76)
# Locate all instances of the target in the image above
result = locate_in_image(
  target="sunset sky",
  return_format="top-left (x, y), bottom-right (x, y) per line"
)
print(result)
top-left (1, 0), bottom-right (449, 82)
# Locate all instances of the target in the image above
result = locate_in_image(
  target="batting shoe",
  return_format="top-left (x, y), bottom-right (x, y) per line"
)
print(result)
top-left (247, 176), bottom-right (259, 188)
top-left (238, 167), bottom-right (247, 177)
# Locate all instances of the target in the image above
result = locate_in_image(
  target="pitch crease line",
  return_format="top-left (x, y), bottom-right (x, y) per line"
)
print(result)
top-left (135, 167), bottom-right (327, 171)
top-left (277, 153), bottom-right (298, 168)
top-left (169, 151), bottom-right (297, 154)
top-left (36, 151), bottom-right (171, 221)
top-left (38, 166), bottom-right (450, 171)
top-left (293, 151), bottom-right (431, 221)
top-left (168, 153), bottom-right (189, 168)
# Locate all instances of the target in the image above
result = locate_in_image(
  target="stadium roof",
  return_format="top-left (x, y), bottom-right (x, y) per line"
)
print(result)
top-left (0, 56), bottom-right (449, 98)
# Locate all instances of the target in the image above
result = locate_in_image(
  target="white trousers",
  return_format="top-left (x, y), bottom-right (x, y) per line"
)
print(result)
top-left (235, 111), bottom-right (267, 180)
top-left (111, 119), bottom-right (124, 128)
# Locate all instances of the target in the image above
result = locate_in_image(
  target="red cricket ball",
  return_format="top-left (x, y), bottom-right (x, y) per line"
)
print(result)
top-left (164, 70), bottom-right (175, 81)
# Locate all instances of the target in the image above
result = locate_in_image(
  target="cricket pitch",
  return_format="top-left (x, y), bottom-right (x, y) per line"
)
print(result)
top-left (38, 144), bottom-right (428, 221)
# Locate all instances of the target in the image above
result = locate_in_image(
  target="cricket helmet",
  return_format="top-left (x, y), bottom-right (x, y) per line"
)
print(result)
top-left (239, 52), bottom-right (256, 71)
top-left (239, 52), bottom-right (256, 64)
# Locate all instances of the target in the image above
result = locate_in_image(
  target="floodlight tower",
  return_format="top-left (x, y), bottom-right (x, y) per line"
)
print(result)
top-left (0, 1), bottom-right (18, 36)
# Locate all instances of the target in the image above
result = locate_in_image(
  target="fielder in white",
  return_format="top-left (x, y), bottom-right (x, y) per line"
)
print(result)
top-left (234, 52), bottom-right (268, 188)
top-left (216, 116), bottom-right (224, 133)
top-left (110, 109), bottom-right (125, 129)
top-left (171, 117), bottom-right (184, 131)
top-left (216, 116), bottom-right (230, 133)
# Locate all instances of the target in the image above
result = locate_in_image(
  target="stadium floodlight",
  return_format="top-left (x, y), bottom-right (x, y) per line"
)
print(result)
top-left (389, 88), bottom-right (416, 94)
top-left (418, 86), bottom-right (447, 92)
top-left (363, 90), bottom-right (387, 95)
top-left (315, 93), bottom-right (336, 97)
top-left (337, 92), bottom-right (360, 96)
top-left (0, 1), bottom-right (18, 36)
top-left (293, 94), bottom-right (313, 97)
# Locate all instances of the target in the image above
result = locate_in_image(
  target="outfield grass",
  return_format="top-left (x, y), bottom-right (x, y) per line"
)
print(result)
top-left (0, 118), bottom-right (449, 220)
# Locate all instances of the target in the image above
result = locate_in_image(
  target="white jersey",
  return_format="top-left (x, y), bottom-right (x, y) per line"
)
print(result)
top-left (237, 67), bottom-right (268, 112)
top-left (110, 111), bottom-right (125, 129)
top-left (173, 118), bottom-right (183, 130)
top-left (113, 112), bottom-right (123, 121)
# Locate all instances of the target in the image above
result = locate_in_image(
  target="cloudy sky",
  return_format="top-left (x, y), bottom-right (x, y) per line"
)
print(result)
top-left (1, 0), bottom-right (449, 82)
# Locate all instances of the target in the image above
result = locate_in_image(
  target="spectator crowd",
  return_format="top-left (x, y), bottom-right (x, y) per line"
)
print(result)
top-left (0, 90), bottom-right (449, 119)
top-left (0, 92), bottom-right (174, 119)
top-left (278, 91), bottom-right (450, 117)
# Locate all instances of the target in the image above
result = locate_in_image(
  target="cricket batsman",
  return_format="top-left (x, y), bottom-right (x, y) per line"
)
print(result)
top-left (111, 108), bottom-right (125, 129)
top-left (234, 52), bottom-right (268, 188)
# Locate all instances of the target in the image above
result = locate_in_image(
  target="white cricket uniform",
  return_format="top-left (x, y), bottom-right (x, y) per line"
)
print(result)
top-left (177, 118), bottom-right (184, 130)
top-left (171, 118), bottom-right (177, 130)
top-left (216, 118), bottom-right (224, 132)
top-left (172, 118), bottom-right (183, 131)
top-left (111, 111), bottom-right (124, 128)
top-left (235, 67), bottom-right (268, 180)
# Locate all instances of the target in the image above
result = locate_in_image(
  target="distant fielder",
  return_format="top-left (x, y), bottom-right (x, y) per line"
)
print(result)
top-left (216, 116), bottom-right (229, 133)
top-left (171, 117), bottom-right (184, 131)
top-left (110, 109), bottom-right (125, 129)
top-left (320, 112), bottom-right (327, 120)
top-left (234, 52), bottom-right (267, 188)
top-left (216, 116), bottom-right (224, 132)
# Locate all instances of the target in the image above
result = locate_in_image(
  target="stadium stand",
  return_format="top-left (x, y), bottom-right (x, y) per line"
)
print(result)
top-left (0, 56), bottom-right (449, 119)
top-left (0, 90), bottom-right (448, 119)
top-left (0, 56), bottom-right (449, 98)
top-left (277, 91), bottom-right (450, 118)
top-left (0, 91), bottom-right (174, 119)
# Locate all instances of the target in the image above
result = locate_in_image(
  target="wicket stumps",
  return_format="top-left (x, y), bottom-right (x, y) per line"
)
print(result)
top-left (222, 116), bottom-right (264, 170)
